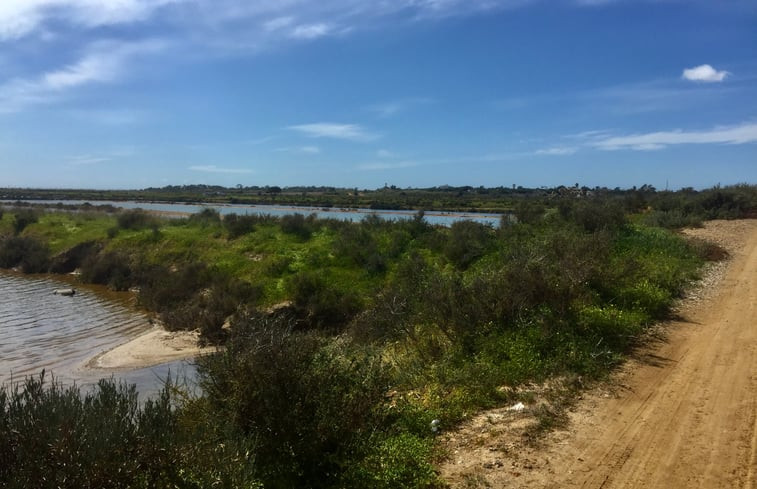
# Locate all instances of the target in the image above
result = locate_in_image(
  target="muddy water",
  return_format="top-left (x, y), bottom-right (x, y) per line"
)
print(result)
top-left (0, 272), bottom-right (197, 396)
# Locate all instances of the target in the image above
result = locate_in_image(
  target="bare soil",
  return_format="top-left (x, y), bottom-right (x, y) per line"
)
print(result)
top-left (439, 220), bottom-right (757, 488)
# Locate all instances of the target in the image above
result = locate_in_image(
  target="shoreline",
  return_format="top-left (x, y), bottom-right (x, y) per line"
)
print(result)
top-left (86, 326), bottom-right (218, 371)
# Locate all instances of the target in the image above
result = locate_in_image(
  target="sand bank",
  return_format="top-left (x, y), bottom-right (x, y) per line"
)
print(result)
top-left (88, 327), bottom-right (217, 370)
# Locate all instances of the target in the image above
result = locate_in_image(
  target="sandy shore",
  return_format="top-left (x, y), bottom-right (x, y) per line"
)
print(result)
top-left (88, 327), bottom-right (218, 370)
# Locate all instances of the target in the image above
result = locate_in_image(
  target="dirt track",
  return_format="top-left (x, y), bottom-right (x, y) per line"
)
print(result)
top-left (440, 220), bottom-right (757, 488)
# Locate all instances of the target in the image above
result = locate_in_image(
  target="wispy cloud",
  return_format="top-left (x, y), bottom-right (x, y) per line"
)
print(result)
top-left (1, 0), bottom-right (541, 53)
top-left (70, 108), bottom-right (149, 125)
top-left (290, 23), bottom-right (333, 40)
top-left (0, 0), bottom-right (180, 41)
top-left (263, 16), bottom-right (294, 32)
top-left (682, 64), bottom-right (730, 83)
top-left (243, 136), bottom-right (274, 146)
top-left (367, 97), bottom-right (434, 118)
top-left (495, 73), bottom-right (743, 116)
top-left (189, 165), bottom-right (254, 174)
top-left (288, 122), bottom-right (379, 142)
top-left (0, 40), bottom-right (165, 112)
top-left (591, 122), bottom-right (757, 151)
top-left (535, 146), bottom-right (578, 156)
top-left (357, 160), bottom-right (419, 171)
top-left (66, 155), bottom-right (112, 166)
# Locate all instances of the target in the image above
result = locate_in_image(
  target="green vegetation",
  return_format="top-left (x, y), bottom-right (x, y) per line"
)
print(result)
top-left (0, 184), bottom-right (754, 488)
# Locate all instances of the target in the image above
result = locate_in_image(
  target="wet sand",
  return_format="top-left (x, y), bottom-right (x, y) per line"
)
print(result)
top-left (88, 326), bottom-right (217, 370)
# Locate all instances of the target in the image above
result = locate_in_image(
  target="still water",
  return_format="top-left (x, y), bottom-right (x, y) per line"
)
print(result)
top-left (0, 272), bottom-right (196, 397)
top-left (5, 199), bottom-right (503, 226)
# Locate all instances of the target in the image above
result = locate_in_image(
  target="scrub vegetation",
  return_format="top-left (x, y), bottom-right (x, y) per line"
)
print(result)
top-left (0, 184), bottom-right (754, 488)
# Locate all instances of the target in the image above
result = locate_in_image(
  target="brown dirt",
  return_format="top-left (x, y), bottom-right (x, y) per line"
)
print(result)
top-left (439, 219), bottom-right (757, 488)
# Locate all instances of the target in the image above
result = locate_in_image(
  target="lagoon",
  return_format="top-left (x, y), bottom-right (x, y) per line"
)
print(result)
top-left (0, 271), bottom-right (195, 397)
top-left (4, 199), bottom-right (504, 226)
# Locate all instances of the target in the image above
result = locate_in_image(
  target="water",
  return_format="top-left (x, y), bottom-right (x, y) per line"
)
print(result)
top-left (3, 199), bottom-right (504, 226)
top-left (0, 272), bottom-right (197, 397)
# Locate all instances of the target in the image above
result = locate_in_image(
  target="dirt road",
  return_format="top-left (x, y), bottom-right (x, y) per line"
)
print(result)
top-left (440, 220), bottom-right (757, 488)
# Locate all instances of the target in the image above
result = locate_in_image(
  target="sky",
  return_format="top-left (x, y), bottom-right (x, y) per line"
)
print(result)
top-left (0, 0), bottom-right (755, 190)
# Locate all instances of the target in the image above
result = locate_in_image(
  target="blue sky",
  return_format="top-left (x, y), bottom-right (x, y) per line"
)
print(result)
top-left (0, 0), bottom-right (755, 190)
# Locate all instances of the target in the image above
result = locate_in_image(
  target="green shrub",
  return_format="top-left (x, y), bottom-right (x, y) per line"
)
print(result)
top-left (567, 200), bottom-right (627, 232)
top-left (513, 200), bottom-right (545, 225)
top-left (224, 213), bottom-right (258, 239)
top-left (443, 220), bottom-right (493, 269)
top-left (189, 208), bottom-right (222, 226)
top-left (0, 236), bottom-right (50, 273)
top-left (280, 213), bottom-right (316, 240)
top-left (80, 251), bottom-right (133, 290)
top-left (0, 373), bottom-right (186, 489)
top-left (642, 210), bottom-right (703, 229)
top-left (197, 315), bottom-right (390, 489)
top-left (116, 209), bottom-right (155, 230)
top-left (137, 263), bottom-right (259, 340)
top-left (288, 271), bottom-right (362, 330)
top-left (12, 209), bottom-right (39, 235)
top-left (333, 223), bottom-right (387, 274)
top-left (345, 433), bottom-right (438, 489)
top-left (615, 280), bottom-right (671, 318)
top-left (49, 240), bottom-right (102, 274)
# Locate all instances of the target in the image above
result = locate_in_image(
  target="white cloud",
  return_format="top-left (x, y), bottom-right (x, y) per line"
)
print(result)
top-left (189, 165), bottom-right (254, 174)
top-left (67, 154), bottom-right (111, 166)
top-left (535, 146), bottom-right (578, 156)
top-left (377, 149), bottom-right (395, 158)
top-left (1, 0), bottom-right (542, 51)
top-left (591, 122), bottom-right (757, 151)
top-left (357, 161), bottom-right (418, 171)
top-left (682, 64), bottom-right (730, 83)
top-left (0, 40), bottom-right (165, 112)
top-left (263, 16), bottom-right (294, 32)
top-left (367, 97), bottom-right (434, 118)
top-left (300, 145), bottom-right (321, 154)
top-left (290, 23), bottom-right (332, 40)
top-left (0, 0), bottom-right (180, 40)
top-left (288, 122), bottom-right (379, 142)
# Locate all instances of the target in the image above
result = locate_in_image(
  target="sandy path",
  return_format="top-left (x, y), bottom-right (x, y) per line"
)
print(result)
top-left (440, 220), bottom-right (757, 488)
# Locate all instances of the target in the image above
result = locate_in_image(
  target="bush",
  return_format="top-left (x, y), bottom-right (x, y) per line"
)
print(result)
top-left (345, 433), bottom-right (438, 489)
top-left (288, 271), bottom-right (362, 330)
top-left (224, 213), bottom-right (258, 239)
top-left (79, 251), bottom-right (133, 290)
top-left (642, 210), bottom-right (703, 229)
top-left (49, 241), bottom-right (102, 274)
top-left (0, 236), bottom-right (50, 273)
top-left (513, 200), bottom-right (545, 225)
top-left (280, 213), bottom-right (316, 240)
top-left (137, 262), bottom-right (259, 341)
top-left (444, 220), bottom-right (493, 269)
top-left (116, 209), bottom-right (155, 231)
top-left (189, 208), bottom-right (222, 226)
top-left (0, 373), bottom-right (186, 489)
top-left (567, 200), bottom-right (627, 233)
top-left (333, 223), bottom-right (387, 274)
top-left (12, 209), bottom-right (39, 235)
top-left (197, 315), bottom-right (390, 489)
